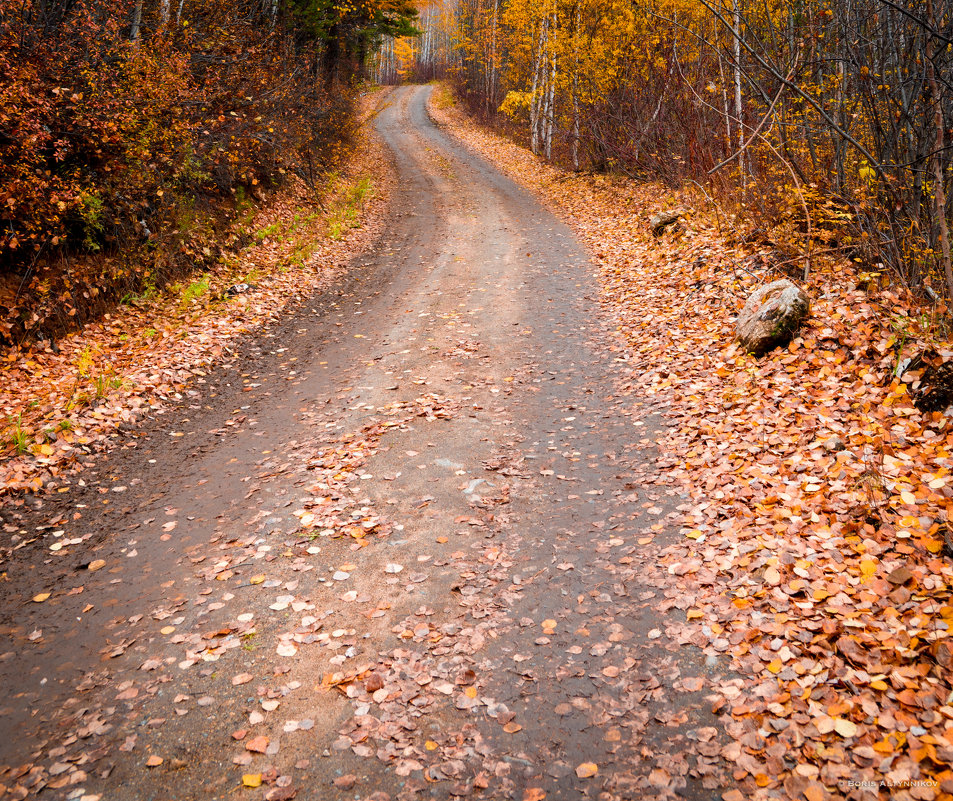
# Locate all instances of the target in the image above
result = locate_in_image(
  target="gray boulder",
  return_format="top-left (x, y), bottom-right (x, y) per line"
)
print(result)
top-left (736, 279), bottom-right (809, 355)
top-left (649, 209), bottom-right (683, 236)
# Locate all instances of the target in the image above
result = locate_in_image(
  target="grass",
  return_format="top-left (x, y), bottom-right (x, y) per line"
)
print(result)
top-left (253, 221), bottom-right (282, 242)
top-left (432, 83), bottom-right (457, 109)
top-left (180, 273), bottom-right (211, 307)
top-left (328, 177), bottom-right (373, 240)
top-left (4, 413), bottom-right (29, 455)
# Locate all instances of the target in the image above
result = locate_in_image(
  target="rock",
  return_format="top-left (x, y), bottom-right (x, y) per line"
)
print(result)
top-left (735, 279), bottom-right (809, 355)
top-left (911, 353), bottom-right (953, 413)
top-left (225, 282), bottom-right (256, 296)
top-left (649, 209), bottom-right (683, 236)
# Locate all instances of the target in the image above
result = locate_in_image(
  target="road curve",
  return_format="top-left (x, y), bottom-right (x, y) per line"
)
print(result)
top-left (0, 85), bottom-right (727, 801)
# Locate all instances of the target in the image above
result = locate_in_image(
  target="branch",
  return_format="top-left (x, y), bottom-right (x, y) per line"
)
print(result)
top-left (708, 64), bottom-right (794, 175)
top-left (694, 0), bottom-right (891, 183)
top-left (874, 0), bottom-right (953, 48)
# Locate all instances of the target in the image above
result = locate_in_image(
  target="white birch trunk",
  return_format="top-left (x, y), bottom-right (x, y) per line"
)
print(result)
top-left (732, 0), bottom-right (745, 190)
top-left (544, 7), bottom-right (557, 160)
top-left (130, 0), bottom-right (143, 41)
top-left (529, 15), bottom-right (549, 155)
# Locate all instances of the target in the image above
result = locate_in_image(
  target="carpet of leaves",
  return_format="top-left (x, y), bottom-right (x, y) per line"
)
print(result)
top-left (432, 88), bottom-right (953, 800)
top-left (0, 90), bottom-right (396, 502)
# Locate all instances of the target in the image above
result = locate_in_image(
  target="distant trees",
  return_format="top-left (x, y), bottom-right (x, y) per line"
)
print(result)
top-left (372, 2), bottom-right (451, 83)
top-left (452, 0), bottom-right (953, 297)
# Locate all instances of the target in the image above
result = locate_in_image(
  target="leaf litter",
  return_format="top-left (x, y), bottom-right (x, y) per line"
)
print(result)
top-left (431, 90), bottom-right (953, 798)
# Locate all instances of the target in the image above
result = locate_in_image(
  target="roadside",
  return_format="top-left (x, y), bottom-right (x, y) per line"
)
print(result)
top-left (430, 85), bottom-right (953, 799)
top-left (0, 88), bottom-right (396, 500)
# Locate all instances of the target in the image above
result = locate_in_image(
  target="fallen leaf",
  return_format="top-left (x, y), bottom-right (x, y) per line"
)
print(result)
top-left (245, 736), bottom-right (269, 753)
top-left (834, 718), bottom-right (858, 737)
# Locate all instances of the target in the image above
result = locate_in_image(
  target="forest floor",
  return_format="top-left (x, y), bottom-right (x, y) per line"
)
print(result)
top-left (0, 83), bottom-right (951, 801)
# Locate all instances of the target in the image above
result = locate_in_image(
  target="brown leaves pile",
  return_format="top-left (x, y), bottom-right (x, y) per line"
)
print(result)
top-left (432, 89), bottom-right (953, 798)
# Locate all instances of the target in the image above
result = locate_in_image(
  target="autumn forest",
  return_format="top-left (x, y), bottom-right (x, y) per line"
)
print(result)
top-left (2, 0), bottom-right (953, 800)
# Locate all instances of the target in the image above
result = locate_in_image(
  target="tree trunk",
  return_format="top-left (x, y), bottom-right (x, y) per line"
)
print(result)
top-left (732, 0), bottom-right (745, 192)
top-left (926, 0), bottom-right (953, 297)
top-left (529, 15), bottom-right (548, 155)
top-left (570, 1), bottom-right (580, 169)
top-left (129, 0), bottom-right (143, 42)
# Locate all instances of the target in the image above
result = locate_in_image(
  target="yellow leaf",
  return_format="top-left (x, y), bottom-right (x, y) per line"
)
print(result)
top-left (575, 762), bottom-right (598, 778)
top-left (425, 741), bottom-right (438, 751)
top-left (464, 686), bottom-right (477, 699)
top-left (503, 722), bottom-right (522, 733)
top-left (870, 680), bottom-right (888, 691)
top-left (767, 659), bottom-right (782, 674)
top-left (860, 559), bottom-right (878, 581)
top-left (834, 718), bottom-right (858, 737)
top-left (900, 490), bottom-right (917, 505)
top-left (686, 609), bottom-right (703, 620)
top-left (146, 755), bottom-right (163, 767)
top-left (88, 559), bottom-right (106, 571)
top-left (242, 774), bottom-right (262, 788)
top-left (249, 575), bottom-right (266, 585)
top-left (38, 444), bottom-right (53, 456)
top-left (160, 625), bottom-right (176, 635)
top-left (32, 592), bottom-right (50, 603)
top-left (873, 736), bottom-right (896, 754)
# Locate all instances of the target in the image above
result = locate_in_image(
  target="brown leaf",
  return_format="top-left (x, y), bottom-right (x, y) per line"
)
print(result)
top-left (575, 762), bottom-right (598, 778)
top-left (886, 565), bottom-right (914, 585)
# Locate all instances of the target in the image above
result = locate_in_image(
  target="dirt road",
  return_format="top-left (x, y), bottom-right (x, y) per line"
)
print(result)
top-left (0, 85), bottom-right (729, 801)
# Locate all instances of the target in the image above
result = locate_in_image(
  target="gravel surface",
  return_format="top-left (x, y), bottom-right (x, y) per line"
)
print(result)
top-left (0, 85), bottom-right (728, 801)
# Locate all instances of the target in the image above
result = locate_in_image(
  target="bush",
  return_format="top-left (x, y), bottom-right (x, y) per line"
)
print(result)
top-left (0, 0), bottom-right (411, 345)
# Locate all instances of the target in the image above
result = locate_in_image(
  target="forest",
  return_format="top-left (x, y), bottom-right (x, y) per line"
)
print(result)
top-left (0, 0), bottom-right (417, 344)
top-left (5, 0), bottom-right (953, 342)
top-left (439, 0), bottom-right (953, 301)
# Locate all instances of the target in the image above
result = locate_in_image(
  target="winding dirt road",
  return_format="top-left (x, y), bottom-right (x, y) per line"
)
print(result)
top-left (0, 86), bottom-right (729, 801)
